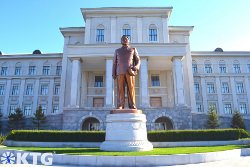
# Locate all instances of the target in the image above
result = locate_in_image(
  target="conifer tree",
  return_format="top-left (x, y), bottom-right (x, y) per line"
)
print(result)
top-left (231, 110), bottom-right (246, 129)
top-left (206, 106), bottom-right (219, 129)
top-left (32, 105), bottom-right (46, 130)
top-left (8, 107), bottom-right (25, 130)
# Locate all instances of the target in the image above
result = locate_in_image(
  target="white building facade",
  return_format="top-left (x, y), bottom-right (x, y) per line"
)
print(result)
top-left (0, 7), bottom-right (249, 131)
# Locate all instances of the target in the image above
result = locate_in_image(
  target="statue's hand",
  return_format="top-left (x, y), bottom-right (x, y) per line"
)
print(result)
top-left (131, 66), bottom-right (137, 71)
top-left (112, 75), bottom-right (117, 80)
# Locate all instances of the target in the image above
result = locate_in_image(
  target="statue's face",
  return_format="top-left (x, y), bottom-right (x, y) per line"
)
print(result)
top-left (121, 36), bottom-right (129, 45)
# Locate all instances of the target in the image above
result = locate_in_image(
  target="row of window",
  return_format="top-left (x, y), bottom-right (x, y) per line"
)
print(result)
top-left (94, 75), bottom-right (160, 87)
top-left (194, 82), bottom-right (245, 94)
top-left (192, 63), bottom-right (250, 74)
top-left (92, 97), bottom-right (162, 107)
top-left (96, 24), bottom-right (158, 42)
top-left (196, 103), bottom-right (248, 114)
top-left (0, 83), bottom-right (60, 96)
top-left (0, 65), bottom-right (62, 76)
top-left (0, 104), bottom-right (59, 116)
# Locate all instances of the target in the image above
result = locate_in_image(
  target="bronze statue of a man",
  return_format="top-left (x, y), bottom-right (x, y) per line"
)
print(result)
top-left (112, 35), bottom-right (141, 109)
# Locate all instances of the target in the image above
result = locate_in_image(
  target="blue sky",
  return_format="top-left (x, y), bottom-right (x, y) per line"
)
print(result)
top-left (0, 0), bottom-right (249, 54)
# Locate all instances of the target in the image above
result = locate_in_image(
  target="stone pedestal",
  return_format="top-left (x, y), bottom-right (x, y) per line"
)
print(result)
top-left (100, 109), bottom-right (153, 151)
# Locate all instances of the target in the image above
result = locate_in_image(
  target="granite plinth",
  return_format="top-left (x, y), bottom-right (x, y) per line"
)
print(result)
top-left (100, 111), bottom-right (153, 152)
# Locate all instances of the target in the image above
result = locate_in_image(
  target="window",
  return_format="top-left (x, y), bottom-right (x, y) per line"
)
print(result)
top-left (93, 98), bottom-right (104, 107)
top-left (54, 84), bottom-right (60, 95)
top-left (205, 64), bottom-right (212, 73)
top-left (239, 103), bottom-right (247, 114)
top-left (151, 75), bottom-right (160, 86)
top-left (56, 66), bottom-right (62, 76)
top-left (9, 105), bottom-right (17, 115)
top-left (194, 83), bottom-right (200, 94)
top-left (40, 84), bottom-right (49, 95)
top-left (25, 84), bottom-right (33, 95)
top-left (52, 105), bottom-right (59, 113)
top-left (0, 85), bottom-right (5, 95)
top-left (94, 76), bottom-right (103, 87)
top-left (207, 83), bottom-right (215, 93)
top-left (224, 103), bottom-right (232, 114)
top-left (23, 105), bottom-right (32, 116)
top-left (15, 67), bottom-right (21, 76)
top-left (208, 103), bottom-right (217, 112)
top-left (43, 66), bottom-right (50, 75)
top-left (0, 105), bottom-right (3, 114)
top-left (150, 97), bottom-right (162, 107)
top-left (149, 24), bottom-right (157, 42)
top-left (96, 29), bottom-right (104, 42)
top-left (28, 66), bottom-right (36, 75)
top-left (1, 67), bottom-right (7, 76)
top-left (196, 104), bottom-right (203, 112)
top-left (219, 64), bottom-right (226, 73)
top-left (248, 64), bottom-right (250, 73)
top-left (11, 84), bottom-right (19, 95)
top-left (192, 63), bottom-right (197, 73)
top-left (41, 105), bottom-right (47, 114)
top-left (236, 82), bottom-right (244, 93)
top-left (221, 82), bottom-right (229, 93)
top-left (122, 24), bottom-right (131, 40)
top-left (233, 64), bottom-right (241, 73)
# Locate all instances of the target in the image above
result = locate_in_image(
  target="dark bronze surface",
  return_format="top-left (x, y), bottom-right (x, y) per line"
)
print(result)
top-left (112, 35), bottom-right (141, 109)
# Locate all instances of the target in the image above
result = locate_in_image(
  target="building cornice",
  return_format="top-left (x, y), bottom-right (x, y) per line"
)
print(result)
top-left (169, 26), bottom-right (194, 33)
top-left (81, 7), bottom-right (173, 21)
top-left (192, 51), bottom-right (250, 57)
top-left (0, 53), bottom-right (63, 59)
top-left (60, 27), bottom-right (85, 37)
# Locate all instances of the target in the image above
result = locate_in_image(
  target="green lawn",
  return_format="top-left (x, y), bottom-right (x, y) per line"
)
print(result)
top-left (0, 145), bottom-right (249, 156)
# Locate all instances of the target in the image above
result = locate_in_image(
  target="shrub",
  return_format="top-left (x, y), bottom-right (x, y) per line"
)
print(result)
top-left (0, 135), bottom-right (6, 145)
top-left (6, 130), bottom-right (105, 142)
top-left (147, 129), bottom-right (248, 142)
top-left (5, 129), bottom-right (248, 142)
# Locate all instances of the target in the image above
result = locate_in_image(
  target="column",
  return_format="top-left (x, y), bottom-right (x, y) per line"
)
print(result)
top-left (244, 76), bottom-right (250, 112)
top-left (105, 59), bottom-right (114, 107)
top-left (230, 77), bottom-right (238, 109)
top-left (215, 77), bottom-right (223, 114)
top-left (200, 77), bottom-right (208, 112)
top-left (162, 16), bottom-right (169, 43)
top-left (32, 78), bottom-right (40, 114)
top-left (84, 18), bottom-right (91, 44)
top-left (140, 59), bottom-right (149, 107)
top-left (110, 17), bottom-right (116, 43)
top-left (47, 79), bottom-right (54, 114)
top-left (137, 17), bottom-right (143, 43)
top-left (70, 58), bottom-right (81, 107)
top-left (18, 79), bottom-right (25, 108)
top-left (172, 57), bottom-right (185, 106)
top-left (3, 79), bottom-right (11, 116)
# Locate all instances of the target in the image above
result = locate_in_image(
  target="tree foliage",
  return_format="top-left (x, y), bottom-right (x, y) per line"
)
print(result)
top-left (206, 106), bottom-right (219, 129)
top-left (32, 105), bottom-right (46, 130)
top-left (231, 110), bottom-right (246, 129)
top-left (8, 107), bottom-right (25, 130)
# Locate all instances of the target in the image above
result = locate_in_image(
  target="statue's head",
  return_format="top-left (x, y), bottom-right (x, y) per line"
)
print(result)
top-left (121, 35), bottom-right (130, 46)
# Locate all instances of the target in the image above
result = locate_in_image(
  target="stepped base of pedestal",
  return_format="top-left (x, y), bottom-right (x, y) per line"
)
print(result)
top-left (100, 140), bottom-right (153, 152)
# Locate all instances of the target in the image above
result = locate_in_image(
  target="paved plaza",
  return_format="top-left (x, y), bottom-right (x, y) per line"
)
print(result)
top-left (1, 156), bottom-right (249, 167)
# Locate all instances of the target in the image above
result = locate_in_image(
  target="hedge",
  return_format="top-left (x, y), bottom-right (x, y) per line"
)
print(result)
top-left (6, 130), bottom-right (105, 142)
top-left (6, 129), bottom-right (249, 142)
top-left (147, 129), bottom-right (249, 142)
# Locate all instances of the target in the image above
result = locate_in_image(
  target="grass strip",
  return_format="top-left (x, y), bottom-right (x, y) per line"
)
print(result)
top-left (0, 145), bottom-right (249, 156)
